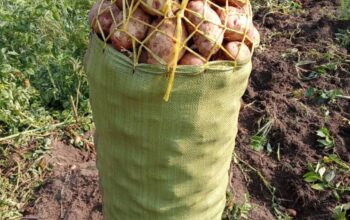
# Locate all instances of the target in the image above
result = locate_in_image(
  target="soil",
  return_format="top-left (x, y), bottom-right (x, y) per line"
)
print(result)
top-left (235, 0), bottom-right (349, 219)
top-left (24, 0), bottom-right (349, 219)
top-left (23, 140), bottom-right (103, 220)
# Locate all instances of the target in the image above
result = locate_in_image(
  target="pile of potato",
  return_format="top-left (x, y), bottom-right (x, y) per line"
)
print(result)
top-left (88, 0), bottom-right (260, 65)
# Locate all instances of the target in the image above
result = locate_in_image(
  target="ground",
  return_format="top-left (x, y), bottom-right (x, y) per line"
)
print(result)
top-left (2, 0), bottom-right (349, 219)
top-left (24, 139), bottom-right (101, 220)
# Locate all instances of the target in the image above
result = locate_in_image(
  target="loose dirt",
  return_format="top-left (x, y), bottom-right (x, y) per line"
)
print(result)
top-left (24, 140), bottom-right (102, 220)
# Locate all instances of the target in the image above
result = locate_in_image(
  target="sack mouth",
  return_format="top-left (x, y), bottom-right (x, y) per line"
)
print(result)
top-left (88, 33), bottom-right (251, 76)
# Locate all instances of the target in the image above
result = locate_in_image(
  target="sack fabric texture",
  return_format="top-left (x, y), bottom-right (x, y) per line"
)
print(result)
top-left (84, 34), bottom-right (252, 220)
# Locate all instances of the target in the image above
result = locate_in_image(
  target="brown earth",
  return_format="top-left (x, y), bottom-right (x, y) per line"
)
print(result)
top-left (234, 0), bottom-right (350, 219)
top-left (23, 140), bottom-right (102, 220)
top-left (24, 0), bottom-right (349, 219)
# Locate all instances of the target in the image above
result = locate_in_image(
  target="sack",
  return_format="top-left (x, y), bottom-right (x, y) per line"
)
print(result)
top-left (84, 33), bottom-right (251, 220)
top-left (89, 0), bottom-right (254, 101)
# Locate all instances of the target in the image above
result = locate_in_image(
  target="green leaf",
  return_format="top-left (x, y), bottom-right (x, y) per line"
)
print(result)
top-left (7, 51), bottom-right (19, 56)
top-left (317, 127), bottom-right (334, 148)
top-left (304, 176), bottom-right (321, 183)
top-left (303, 172), bottom-right (321, 182)
top-left (305, 87), bottom-right (315, 97)
top-left (317, 131), bottom-right (326, 138)
top-left (324, 170), bottom-right (336, 183)
top-left (311, 183), bottom-right (326, 191)
top-left (315, 162), bottom-right (321, 173)
top-left (333, 190), bottom-right (341, 201)
top-left (307, 163), bottom-right (314, 171)
top-left (251, 135), bottom-right (267, 151)
top-left (328, 154), bottom-right (350, 171)
top-left (334, 203), bottom-right (350, 220)
top-left (318, 139), bottom-right (327, 146)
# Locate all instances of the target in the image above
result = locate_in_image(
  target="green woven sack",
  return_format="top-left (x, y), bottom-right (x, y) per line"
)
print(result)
top-left (84, 34), bottom-right (252, 220)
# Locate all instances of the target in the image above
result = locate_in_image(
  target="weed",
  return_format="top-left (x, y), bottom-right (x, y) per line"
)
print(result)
top-left (296, 48), bottom-right (349, 81)
top-left (0, 0), bottom-right (94, 218)
top-left (223, 192), bottom-right (252, 220)
top-left (304, 162), bottom-right (335, 191)
top-left (305, 87), bottom-right (348, 104)
top-left (296, 61), bottom-right (339, 80)
top-left (334, 203), bottom-right (350, 220)
top-left (336, 29), bottom-right (350, 52)
top-left (303, 154), bottom-right (350, 199)
top-left (316, 127), bottom-right (334, 149)
top-left (233, 154), bottom-right (292, 219)
top-left (339, 0), bottom-right (350, 20)
top-left (231, 194), bottom-right (252, 220)
top-left (251, 118), bottom-right (274, 152)
top-left (252, 0), bottom-right (301, 14)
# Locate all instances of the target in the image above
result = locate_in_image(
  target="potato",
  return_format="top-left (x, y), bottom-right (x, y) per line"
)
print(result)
top-left (186, 0), bottom-right (224, 58)
top-left (217, 6), bottom-right (252, 42)
top-left (247, 25), bottom-right (260, 48)
top-left (179, 53), bottom-right (205, 65)
top-left (88, 1), bottom-right (120, 35)
top-left (140, 0), bottom-right (179, 16)
top-left (110, 8), bottom-right (151, 50)
top-left (213, 0), bottom-right (248, 7)
top-left (145, 19), bottom-right (187, 65)
top-left (115, 0), bottom-right (131, 10)
top-left (223, 41), bottom-right (251, 64)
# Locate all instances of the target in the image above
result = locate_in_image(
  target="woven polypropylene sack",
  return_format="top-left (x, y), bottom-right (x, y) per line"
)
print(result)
top-left (84, 34), bottom-right (252, 220)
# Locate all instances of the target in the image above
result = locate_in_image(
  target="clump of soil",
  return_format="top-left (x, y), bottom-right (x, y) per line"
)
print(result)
top-left (24, 141), bottom-right (103, 220)
top-left (25, 0), bottom-right (349, 219)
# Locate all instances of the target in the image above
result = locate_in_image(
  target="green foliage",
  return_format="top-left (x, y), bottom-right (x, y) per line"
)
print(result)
top-left (305, 87), bottom-right (344, 104)
top-left (0, 0), bottom-right (94, 218)
top-left (223, 192), bottom-right (252, 220)
top-left (336, 29), bottom-right (350, 52)
top-left (0, 0), bottom-right (93, 137)
top-left (339, 0), bottom-right (350, 20)
top-left (251, 118), bottom-right (274, 152)
top-left (295, 45), bottom-right (350, 81)
top-left (334, 203), bottom-right (350, 220)
top-left (252, 0), bottom-right (301, 13)
top-left (231, 195), bottom-right (252, 220)
top-left (303, 155), bottom-right (350, 199)
top-left (316, 127), bottom-right (334, 149)
top-left (303, 162), bottom-right (334, 191)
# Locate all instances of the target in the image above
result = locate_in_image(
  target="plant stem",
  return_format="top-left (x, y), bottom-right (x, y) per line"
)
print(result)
top-left (337, 95), bottom-right (350, 100)
top-left (0, 122), bottom-right (68, 143)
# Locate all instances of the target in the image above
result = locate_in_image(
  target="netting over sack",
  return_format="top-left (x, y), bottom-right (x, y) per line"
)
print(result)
top-left (88, 0), bottom-right (258, 101)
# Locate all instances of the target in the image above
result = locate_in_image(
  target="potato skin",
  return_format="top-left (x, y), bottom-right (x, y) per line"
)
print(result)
top-left (141, 0), bottom-right (179, 16)
top-left (145, 19), bottom-right (187, 65)
top-left (179, 53), bottom-right (205, 65)
top-left (247, 25), bottom-right (260, 48)
top-left (186, 0), bottom-right (224, 58)
top-left (88, 1), bottom-right (120, 35)
top-left (217, 6), bottom-right (251, 42)
top-left (110, 8), bottom-right (151, 50)
top-left (213, 0), bottom-right (248, 7)
top-left (115, 0), bottom-right (131, 10)
top-left (223, 41), bottom-right (251, 64)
